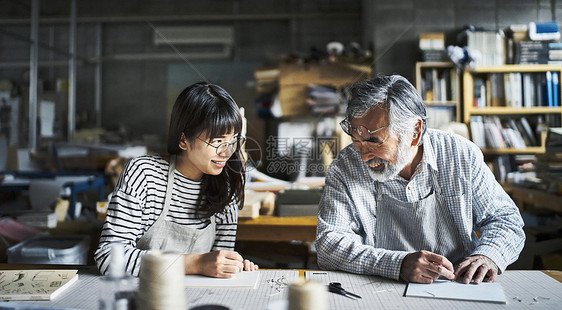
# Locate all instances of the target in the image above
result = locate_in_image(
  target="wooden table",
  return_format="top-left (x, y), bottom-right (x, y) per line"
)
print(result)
top-left (237, 216), bottom-right (317, 242)
top-left (543, 270), bottom-right (562, 282)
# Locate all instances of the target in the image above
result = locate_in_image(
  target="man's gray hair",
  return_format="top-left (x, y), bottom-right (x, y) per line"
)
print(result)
top-left (344, 74), bottom-right (427, 144)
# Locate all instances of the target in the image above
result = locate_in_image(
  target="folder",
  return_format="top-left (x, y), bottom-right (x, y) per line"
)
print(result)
top-left (552, 72), bottom-right (560, 107)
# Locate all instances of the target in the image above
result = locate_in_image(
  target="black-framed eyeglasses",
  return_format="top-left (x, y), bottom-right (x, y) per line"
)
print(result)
top-left (196, 136), bottom-right (246, 155)
top-left (339, 119), bottom-right (389, 141)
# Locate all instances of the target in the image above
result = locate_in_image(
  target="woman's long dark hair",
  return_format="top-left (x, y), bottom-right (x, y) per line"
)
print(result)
top-left (167, 82), bottom-right (245, 217)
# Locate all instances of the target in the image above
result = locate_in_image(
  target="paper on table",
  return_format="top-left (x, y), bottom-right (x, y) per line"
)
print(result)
top-left (405, 280), bottom-right (506, 303)
top-left (0, 270), bottom-right (78, 301)
top-left (185, 271), bottom-right (260, 288)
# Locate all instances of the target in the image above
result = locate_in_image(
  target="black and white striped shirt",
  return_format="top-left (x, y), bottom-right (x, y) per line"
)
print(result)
top-left (94, 155), bottom-right (238, 276)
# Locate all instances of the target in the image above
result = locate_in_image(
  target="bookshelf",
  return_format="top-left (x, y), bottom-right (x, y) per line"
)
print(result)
top-left (415, 62), bottom-right (461, 129)
top-left (463, 64), bottom-right (562, 154)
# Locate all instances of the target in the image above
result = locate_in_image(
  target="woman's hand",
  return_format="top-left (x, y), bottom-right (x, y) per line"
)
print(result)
top-left (243, 259), bottom-right (259, 271)
top-left (184, 250), bottom-right (258, 278)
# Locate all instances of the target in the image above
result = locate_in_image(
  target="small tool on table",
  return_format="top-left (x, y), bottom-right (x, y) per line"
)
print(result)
top-left (328, 282), bottom-right (362, 299)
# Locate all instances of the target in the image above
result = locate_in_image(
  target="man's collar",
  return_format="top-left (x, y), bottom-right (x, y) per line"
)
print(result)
top-left (422, 130), bottom-right (438, 172)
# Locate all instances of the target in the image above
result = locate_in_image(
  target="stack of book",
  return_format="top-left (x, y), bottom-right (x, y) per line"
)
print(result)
top-left (306, 84), bottom-right (341, 115)
top-left (548, 42), bottom-right (562, 64)
top-left (466, 30), bottom-right (504, 66)
top-left (469, 115), bottom-right (540, 149)
top-left (514, 41), bottom-right (562, 64)
top-left (535, 153), bottom-right (562, 182)
top-left (515, 41), bottom-right (549, 64)
top-left (419, 33), bottom-right (446, 62)
top-left (505, 24), bottom-right (529, 64)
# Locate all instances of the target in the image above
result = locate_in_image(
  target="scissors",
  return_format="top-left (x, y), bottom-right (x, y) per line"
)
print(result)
top-left (328, 282), bottom-right (362, 299)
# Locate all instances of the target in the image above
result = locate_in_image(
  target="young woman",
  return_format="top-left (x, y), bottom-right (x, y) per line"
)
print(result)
top-left (95, 82), bottom-right (258, 277)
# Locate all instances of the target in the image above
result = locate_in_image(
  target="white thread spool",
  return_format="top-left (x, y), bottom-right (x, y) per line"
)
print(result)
top-left (288, 280), bottom-right (328, 310)
top-left (137, 251), bottom-right (186, 310)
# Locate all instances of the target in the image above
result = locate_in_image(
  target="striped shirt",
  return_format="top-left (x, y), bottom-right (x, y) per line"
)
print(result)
top-left (94, 155), bottom-right (238, 276)
top-left (316, 129), bottom-right (525, 280)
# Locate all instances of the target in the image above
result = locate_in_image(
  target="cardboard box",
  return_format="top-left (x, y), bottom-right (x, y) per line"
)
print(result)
top-left (278, 63), bottom-right (371, 116)
top-left (279, 63), bottom-right (370, 87)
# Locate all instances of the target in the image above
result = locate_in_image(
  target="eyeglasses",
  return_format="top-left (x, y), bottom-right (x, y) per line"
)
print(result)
top-left (196, 136), bottom-right (246, 155)
top-left (340, 118), bottom-right (389, 141)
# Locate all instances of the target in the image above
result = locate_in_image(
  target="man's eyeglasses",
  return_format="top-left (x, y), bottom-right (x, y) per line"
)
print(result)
top-left (196, 136), bottom-right (246, 155)
top-left (339, 119), bottom-right (389, 141)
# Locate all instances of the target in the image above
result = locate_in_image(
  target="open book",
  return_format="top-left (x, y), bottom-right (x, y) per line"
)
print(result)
top-left (0, 270), bottom-right (78, 301)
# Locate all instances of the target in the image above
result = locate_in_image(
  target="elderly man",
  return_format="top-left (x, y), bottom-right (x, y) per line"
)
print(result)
top-left (316, 74), bottom-right (525, 284)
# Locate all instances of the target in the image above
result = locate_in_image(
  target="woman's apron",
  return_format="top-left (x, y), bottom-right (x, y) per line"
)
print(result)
top-left (137, 155), bottom-right (215, 254)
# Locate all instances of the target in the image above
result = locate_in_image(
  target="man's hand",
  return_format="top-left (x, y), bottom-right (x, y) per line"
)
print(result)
top-left (400, 250), bottom-right (455, 283)
top-left (455, 255), bottom-right (498, 284)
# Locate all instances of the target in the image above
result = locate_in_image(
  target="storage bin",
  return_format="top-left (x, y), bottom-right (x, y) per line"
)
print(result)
top-left (7, 235), bottom-right (90, 265)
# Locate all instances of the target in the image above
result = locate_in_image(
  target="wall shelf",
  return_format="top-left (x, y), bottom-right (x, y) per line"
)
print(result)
top-left (463, 64), bottom-right (562, 155)
top-left (415, 62), bottom-right (460, 129)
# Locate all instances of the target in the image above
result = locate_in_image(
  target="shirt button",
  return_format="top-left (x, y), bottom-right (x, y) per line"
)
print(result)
top-left (407, 186), bottom-right (411, 190)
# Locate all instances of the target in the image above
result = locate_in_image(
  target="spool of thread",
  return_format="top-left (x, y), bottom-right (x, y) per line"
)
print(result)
top-left (137, 251), bottom-right (186, 310)
top-left (288, 280), bottom-right (328, 310)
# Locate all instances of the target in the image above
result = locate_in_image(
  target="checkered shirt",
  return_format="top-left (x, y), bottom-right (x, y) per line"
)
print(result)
top-left (316, 129), bottom-right (525, 280)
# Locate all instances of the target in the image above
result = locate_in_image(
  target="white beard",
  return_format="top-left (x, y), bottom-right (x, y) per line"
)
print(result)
top-left (366, 135), bottom-right (415, 182)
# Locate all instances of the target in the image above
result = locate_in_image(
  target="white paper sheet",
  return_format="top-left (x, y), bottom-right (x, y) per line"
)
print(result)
top-left (185, 271), bottom-right (260, 288)
top-left (405, 280), bottom-right (506, 303)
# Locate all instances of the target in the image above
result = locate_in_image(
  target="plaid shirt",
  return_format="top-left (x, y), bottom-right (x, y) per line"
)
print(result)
top-left (316, 129), bottom-right (525, 280)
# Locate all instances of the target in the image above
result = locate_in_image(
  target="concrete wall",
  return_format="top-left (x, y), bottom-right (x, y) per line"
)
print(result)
top-left (368, 0), bottom-right (561, 81)
top-left (1, 0), bottom-right (561, 151)
top-left (0, 0), bottom-right (362, 151)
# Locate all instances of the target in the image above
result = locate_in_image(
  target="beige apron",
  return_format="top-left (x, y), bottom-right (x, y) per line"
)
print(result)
top-left (137, 155), bottom-right (215, 254)
top-left (374, 168), bottom-right (466, 265)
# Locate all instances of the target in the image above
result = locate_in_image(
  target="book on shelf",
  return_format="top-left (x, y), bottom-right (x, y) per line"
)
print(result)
top-left (505, 119), bottom-right (528, 149)
top-left (450, 69), bottom-right (458, 101)
top-left (515, 41), bottom-right (549, 64)
top-left (509, 73), bottom-right (522, 108)
top-left (470, 116), bottom-right (538, 149)
top-left (490, 73), bottom-right (505, 106)
top-left (474, 71), bottom-right (559, 108)
top-left (0, 269), bottom-right (78, 301)
top-left (483, 116), bottom-right (507, 149)
top-left (549, 71), bottom-right (560, 107)
top-left (465, 30), bottom-right (504, 66)
top-left (504, 24), bottom-right (528, 64)
top-left (473, 77), bottom-right (486, 108)
top-left (545, 127), bottom-right (562, 152)
top-left (492, 155), bottom-right (516, 182)
top-left (470, 116), bottom-right (486, 149)
top-left (426, 106), bottom-right (455, 129)
top-left (519, 116), bottom-right (539, 146)
top-left (522, 74), bottom-right (534, 108)
top-left (420, 67), bottom-right (455, 102)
